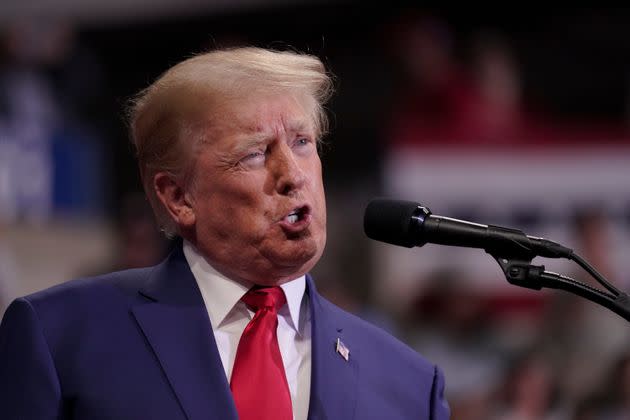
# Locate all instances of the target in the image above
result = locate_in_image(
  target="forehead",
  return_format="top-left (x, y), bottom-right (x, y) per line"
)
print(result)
top-left (219, 92), bottom-right (315, 136)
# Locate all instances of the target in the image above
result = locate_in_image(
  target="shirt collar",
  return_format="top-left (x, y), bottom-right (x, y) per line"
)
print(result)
top-left (183, 240), bottom-right (306, 334)
top-left (278, 272), bottom-right (306, 334)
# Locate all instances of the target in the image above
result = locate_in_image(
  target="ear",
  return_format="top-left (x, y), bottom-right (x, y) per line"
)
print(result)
top-left (153, 172), bottom-right (196, 230)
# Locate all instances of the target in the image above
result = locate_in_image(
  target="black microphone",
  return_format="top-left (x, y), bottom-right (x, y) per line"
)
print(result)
top-left (364, 198), bottom-right (573, 260)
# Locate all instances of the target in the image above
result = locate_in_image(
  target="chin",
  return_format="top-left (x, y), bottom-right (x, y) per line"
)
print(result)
top-left (265, 245), bottom-right (323, 282)
top-left (279, 250), bottom-right (319, 273)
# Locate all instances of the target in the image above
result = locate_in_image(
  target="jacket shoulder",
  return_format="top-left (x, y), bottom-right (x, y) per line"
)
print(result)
top-left (20, 266), bottom-right (155, 314)
top-left (312, 289), bottom-right (450, 418)
top-left (315, 290), bottom-right (436, 376)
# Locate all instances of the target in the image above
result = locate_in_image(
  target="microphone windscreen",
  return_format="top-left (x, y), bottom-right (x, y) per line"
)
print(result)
top-left (363, 199), bottom-right (421, 248)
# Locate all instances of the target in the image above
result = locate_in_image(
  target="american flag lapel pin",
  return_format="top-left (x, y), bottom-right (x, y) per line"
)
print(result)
top-left (336, 338), bottom-right (350, 361)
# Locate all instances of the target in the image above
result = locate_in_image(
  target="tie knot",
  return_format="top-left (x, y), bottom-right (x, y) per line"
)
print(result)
top-left (241, 286), bottom-right (286, 312)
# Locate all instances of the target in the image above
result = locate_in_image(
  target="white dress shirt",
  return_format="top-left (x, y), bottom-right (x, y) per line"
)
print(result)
top-left (183, 241), bottom-right (312, 420)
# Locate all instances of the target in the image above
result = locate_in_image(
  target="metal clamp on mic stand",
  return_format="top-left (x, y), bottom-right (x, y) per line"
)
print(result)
top-left (490, 251), bottom-right (630, 323)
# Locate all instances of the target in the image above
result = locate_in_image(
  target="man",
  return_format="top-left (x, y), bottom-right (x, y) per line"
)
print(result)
top-left (0, 47), bottom-right (450, 419)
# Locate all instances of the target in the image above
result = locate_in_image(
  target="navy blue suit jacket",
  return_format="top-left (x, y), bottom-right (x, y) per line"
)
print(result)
top-left (0, 245), bottom-right (449, 419)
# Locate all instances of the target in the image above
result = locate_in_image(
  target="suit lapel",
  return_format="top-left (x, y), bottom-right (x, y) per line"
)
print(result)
top-left (306, 275), bottom-right (358, 420)
top-left (132, 245), bottom-right (238, 420)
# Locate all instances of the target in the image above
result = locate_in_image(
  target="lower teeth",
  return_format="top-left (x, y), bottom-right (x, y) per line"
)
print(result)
top-left (287, 214), bottom-right (298, 224)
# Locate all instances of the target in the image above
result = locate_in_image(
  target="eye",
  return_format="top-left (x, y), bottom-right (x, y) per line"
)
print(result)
top-left (244, 150), bottom-right (264, 160)
top-left (239, 148), bottom-right (267, 167)
top-left (290, 137), bottom-right (315, 158)
top-left (293, 137), bottom-right (314, 150)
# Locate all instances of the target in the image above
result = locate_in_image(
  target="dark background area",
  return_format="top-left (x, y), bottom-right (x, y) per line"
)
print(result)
top-left (68, 4), bottom-right (630, 221)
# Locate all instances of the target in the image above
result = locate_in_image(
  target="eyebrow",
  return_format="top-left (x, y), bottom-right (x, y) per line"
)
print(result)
top-left (231, 135), bottom-right (268, 156)
top-left (230, 119), bottom-right (314, 155)
top-left (285, 120), bottom-right (312, 133)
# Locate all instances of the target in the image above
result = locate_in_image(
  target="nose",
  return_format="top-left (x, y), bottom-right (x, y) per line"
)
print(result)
top-left (271, 145), bottom-right (307, 195)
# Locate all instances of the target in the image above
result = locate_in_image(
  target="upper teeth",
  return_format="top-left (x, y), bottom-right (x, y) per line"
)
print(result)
top-left (287, 213), bottom-right (299, 224)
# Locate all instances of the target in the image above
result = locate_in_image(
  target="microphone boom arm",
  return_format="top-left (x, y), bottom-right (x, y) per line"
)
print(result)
top-left (363, 198), bottom-right (630, 322)
top-left (492, 254), bottom-right (630, 322)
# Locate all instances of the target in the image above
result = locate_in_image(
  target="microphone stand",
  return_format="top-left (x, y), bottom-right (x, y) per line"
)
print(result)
top-left (491, 253), bottom-right (630, 322)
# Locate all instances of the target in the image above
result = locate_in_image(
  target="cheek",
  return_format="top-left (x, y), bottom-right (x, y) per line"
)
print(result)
top-left (199, 175), bottom-right (262, 208)
top-left (205, 187), bottom-right (271, 231)
top-left (311, 164), bottom-right (326, 205)
top-left (309, 184), bottom-right (327, 233)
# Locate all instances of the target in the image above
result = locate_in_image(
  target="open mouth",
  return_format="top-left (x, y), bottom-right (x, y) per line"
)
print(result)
top-left (278, 205), bottom-right (312, 233)
top-left (285, 206), bottom-right (309, 224)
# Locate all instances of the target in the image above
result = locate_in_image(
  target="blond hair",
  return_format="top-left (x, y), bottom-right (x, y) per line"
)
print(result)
top-left (128, 47), bottom-right (334, 237)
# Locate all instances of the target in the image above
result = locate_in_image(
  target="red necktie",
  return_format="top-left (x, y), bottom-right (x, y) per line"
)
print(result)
top-left (230, 286), bottom-right (293, 420)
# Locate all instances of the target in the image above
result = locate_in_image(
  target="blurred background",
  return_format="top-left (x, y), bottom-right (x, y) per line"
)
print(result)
top-left (1, 2), bottom-right (630, 419)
